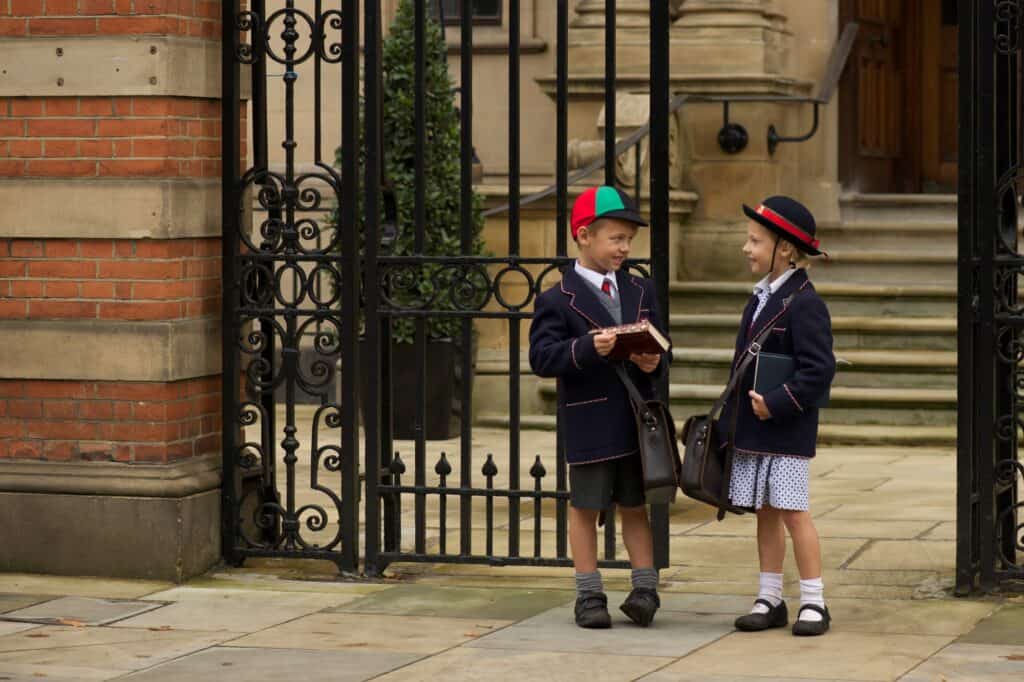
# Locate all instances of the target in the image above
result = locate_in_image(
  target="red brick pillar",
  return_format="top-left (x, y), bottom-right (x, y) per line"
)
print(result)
top-left (0, 1), bottom-right (236, 581)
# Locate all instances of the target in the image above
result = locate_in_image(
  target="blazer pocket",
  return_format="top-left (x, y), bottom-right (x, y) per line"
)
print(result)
top-left (771, 327), bottom-right (787, 334)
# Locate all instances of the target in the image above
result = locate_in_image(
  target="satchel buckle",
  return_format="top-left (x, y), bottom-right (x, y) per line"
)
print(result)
top-left (747, 342), bottom-right (762, 356)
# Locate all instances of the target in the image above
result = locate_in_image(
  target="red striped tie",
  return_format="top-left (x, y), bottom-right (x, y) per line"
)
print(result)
top-left (601, 280), bottom-right (612, 297)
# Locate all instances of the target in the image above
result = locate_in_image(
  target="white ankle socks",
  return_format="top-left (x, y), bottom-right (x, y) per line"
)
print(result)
top-left (798, 577), bottom-right (825, 622)
top-left (750, 572), bottom-right (784, 614)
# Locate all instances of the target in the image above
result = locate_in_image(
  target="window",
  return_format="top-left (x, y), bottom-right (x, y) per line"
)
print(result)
top-left (436, 0), bottom-right (503, 26)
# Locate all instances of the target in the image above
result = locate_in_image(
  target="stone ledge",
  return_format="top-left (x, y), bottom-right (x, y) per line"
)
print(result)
top-left (0, 452), bottom-right (221, 498)
top-left (0, 487), bottom-right (220, 582)
top-left (0, 178), bottom-right (220, 240)
top-left (0, 36), bottom-right (250, 99)
top-left (0, 318), bottom-right (221, 382)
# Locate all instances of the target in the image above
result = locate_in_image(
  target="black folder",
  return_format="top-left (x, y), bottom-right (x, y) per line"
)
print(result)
top-left (752, 352), bottom-right (831, 408)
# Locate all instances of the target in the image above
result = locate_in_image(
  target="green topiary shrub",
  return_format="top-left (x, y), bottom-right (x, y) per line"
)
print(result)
top-left (332, 0), bottom-right (486, 344)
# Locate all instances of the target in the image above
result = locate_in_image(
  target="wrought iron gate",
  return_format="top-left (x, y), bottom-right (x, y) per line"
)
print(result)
top-left (221, 0), bottom-right (672, 574)
top-left (957, 0), bottom-right (1024, 592)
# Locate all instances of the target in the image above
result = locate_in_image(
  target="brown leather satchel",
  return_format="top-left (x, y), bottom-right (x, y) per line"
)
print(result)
top-left (679, 293), bottom-right (798, 520)
top-left (614, 364), bottom-right (681, 505)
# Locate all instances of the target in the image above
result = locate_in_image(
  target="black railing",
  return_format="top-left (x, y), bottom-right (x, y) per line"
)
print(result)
top-left (222, 1), bottom-right (674, 574)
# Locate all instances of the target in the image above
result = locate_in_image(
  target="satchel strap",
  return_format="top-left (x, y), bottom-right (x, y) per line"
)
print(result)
top-left (613, 364), bottom-right (658, 428)
top-left (708, 290), bottom-right (802, 419)
top-left (710, 289), bottom-right (803, 521)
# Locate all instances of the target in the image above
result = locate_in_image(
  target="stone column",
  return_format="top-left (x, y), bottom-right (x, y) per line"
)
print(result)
top-left (669, 0), bottom-right (823, 281)
top-left (0, 1), bottom-right (234, 581)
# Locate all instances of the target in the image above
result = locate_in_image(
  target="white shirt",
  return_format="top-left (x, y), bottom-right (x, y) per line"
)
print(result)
top-left (751, 267), bottom-right (797, 323)
top-left (574, 261), bottom-right (618, 299)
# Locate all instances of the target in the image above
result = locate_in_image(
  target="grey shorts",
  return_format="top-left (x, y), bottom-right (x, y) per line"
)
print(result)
top-left (569, 453), bottom-right (646, 510)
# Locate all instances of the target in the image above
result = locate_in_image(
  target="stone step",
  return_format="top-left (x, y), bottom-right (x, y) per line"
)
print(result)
top-left (839, 193), bottom-right (957, 226)
top-left (476, 415), bottom-right (956, 447)
top-left (537, 382), bottom-right (956, 427)
top-left (670, 281), bottom-right (955, 317)
top-left (669, 314), bottom-right (956, 351)
top-left (672, 347), bottom-right (956, 389)
top-left (816, 221), bottom-right (957, 251)
top-left (810, 250), bottom-right (954, 285)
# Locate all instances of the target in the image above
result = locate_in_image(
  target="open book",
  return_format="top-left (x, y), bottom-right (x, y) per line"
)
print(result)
top-left (589, 319), bottom-right (670, 361)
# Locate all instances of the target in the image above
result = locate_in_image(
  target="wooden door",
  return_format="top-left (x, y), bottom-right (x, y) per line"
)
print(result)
top-left (919, 2), bottom-right (958, 192)
top-left (840, 0), bottom-right (908, 192)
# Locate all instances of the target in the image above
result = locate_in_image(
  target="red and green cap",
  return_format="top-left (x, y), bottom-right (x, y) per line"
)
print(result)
top-left (570, 185), bottom-right (648, 239)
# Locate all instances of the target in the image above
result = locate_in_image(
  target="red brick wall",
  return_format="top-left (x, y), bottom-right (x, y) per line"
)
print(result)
top-left (0, 1), bottom-right (221, 38)
top-left (0, 238), bottom-right (220, 321)
top-left (0, 97), bottom-right (242, 179)
top-left (0, 3), bottom-right (233, 466)
top-left (0, 376), bottom-right (221, 463)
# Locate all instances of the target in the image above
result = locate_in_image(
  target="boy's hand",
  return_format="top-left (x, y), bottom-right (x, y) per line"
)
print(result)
top-left (630, 353), bottom-right (660, 373)
top-left (749, 390), bottom-right (772, 420)
top-left (593, 331), bottom-right (617, 357)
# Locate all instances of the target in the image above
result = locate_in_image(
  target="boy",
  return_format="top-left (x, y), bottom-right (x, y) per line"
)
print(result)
top-left (529, 185), bottom-right (671, 628)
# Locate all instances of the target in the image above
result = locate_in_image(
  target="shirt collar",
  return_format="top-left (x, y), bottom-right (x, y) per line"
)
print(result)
top-left (574, 261), bottom-right (617, 291)
top-left (753, 266), bottom-right (797, 296)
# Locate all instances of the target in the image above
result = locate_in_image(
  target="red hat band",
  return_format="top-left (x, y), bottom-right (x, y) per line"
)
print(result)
top-left (755, 204), bottom-right (820, 250)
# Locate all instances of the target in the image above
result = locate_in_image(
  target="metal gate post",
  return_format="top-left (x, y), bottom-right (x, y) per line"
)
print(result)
top-left (649, 0), bottom-right (672, 570)
top-left (220, 0), bottom-right (242, 567)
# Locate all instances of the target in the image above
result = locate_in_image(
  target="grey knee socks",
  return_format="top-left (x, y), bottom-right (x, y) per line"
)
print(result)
top-left (632, 567), bottom-right (659, 592)
top-left (575, 570), bottom-right (603, 595)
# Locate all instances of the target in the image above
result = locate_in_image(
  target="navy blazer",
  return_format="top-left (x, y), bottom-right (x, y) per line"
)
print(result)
top-left (717, 269), bottom-right (836, 459)
top-left (528, 267), bottom-right (671, 466)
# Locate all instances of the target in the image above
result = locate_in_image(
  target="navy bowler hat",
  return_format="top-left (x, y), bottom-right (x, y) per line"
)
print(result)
top-left (742, 195), bottom-right (825, 257)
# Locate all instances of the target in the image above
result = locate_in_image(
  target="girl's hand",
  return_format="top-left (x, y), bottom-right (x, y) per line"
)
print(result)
top-left (630, 353), bottom-right (660, 373)
top-left (593, 331), bottom-right (617, 357)
top-left (749, 390), bottom-right (772, 420)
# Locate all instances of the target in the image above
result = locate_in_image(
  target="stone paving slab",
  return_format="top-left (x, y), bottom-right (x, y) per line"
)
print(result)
top-left (647, 629), bottom-right (955, 681)
top-left (821, 598), bottom-right (994, 636)
top-left (0, 622), bottom-right (38, 637)
top-left (0, 574), bottom-right (170, 600)
top-left (955, 603), bottom-right (1024, 645)
top-left (818, 504), bottom-right (955, 522)
top-left (0, 625), bottom-right (229, 680)
top-left (330, 584), bottom-right (574, 620)
top-left (845, 540), bottom-right (956, 572)
top-left (119, 646), bottom-right (420, 681)
top-left (0, 595), bottom-right (50, 615)
top-left (641, 673), bottom-right (878, 682)
top-left (374, 646), bottom-right (675, 681)
top-left (1, 596), bottom-right (164, 626)
top-left (225, 612), bottom-right (510, 655)
top-left (465, 605), bottom-right (734, 658)
top-left (899, 643), bottom-right (1024, 681)
top-left (669, 536), bottom-right (869, 570)
top-left (185, 573), bottom-right (395, 596)
top-left (682, 518), bottom-right (936, 541)
top-left (111, 591), bottom-right (355, 634)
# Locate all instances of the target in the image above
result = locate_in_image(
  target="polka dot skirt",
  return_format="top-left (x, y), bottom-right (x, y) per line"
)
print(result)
top-left (729, 452), bottom-right (810, 511)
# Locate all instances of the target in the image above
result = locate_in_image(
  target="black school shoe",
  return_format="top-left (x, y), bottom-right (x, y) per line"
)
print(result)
top-left (734, 599), bottom-right (789, 631)
top-left (575, 591), bottom-right (612, 629)
top-left (792, 604), bottom-right (831, 636)
top-left (620, 588), bottom-right (660, 627)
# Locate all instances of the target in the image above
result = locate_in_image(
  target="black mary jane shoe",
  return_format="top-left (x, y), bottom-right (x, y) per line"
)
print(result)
top-left (792, 603), bottom-right (831, 637)
top-left (620, 588), bottom-right (661, 627)
top-left (734, 599), bottom-right (789, 632)
top-left (575, 591), bottom-right (612, 629)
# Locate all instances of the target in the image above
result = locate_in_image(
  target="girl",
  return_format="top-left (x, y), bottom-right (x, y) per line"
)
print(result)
top-left (719, 195), bottom-right (837, 637)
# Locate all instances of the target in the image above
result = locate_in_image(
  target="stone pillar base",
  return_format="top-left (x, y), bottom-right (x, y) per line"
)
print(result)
top-left (0, 455), bottom-right (220, 582)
